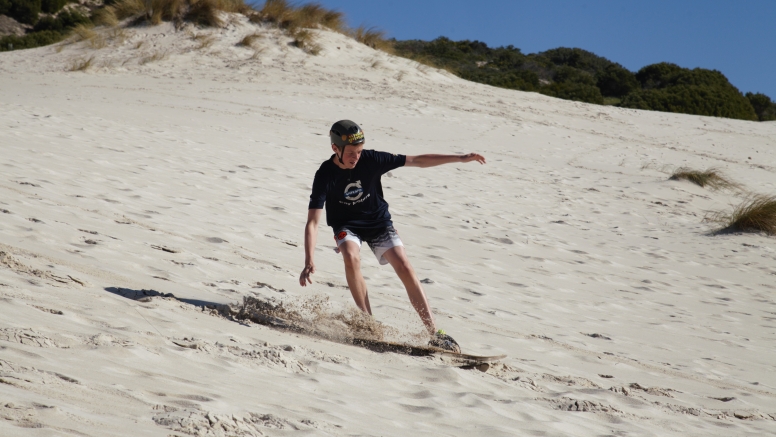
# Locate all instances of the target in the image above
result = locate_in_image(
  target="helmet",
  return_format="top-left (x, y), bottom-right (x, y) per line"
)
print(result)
top-left (330, 120), bottom-right (365, 149)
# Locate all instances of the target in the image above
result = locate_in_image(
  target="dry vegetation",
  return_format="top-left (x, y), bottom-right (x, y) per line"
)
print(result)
top-left (706, 195), bottom-right (776, 236)
top-left (350, 25), bottom-right (391, 52)
top-left (237, 32), bottom-right (262, 47)
top-left (93, 0), bottom-right (393, 56)
top-left (67, 55), bottom-right (96, 72)
top-left (139, 50), bottom-right (169, 65)
top-left (669, 167), bottom-right (741, 191)
top-left (99, 0), bottom-right (248, 28)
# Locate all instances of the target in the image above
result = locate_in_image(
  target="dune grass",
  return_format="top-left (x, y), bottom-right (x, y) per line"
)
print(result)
top-left (706, 195), bottom-right (776, 236)
top-left (237, 32), bottom-right (262, 47)
top-left (350, 25), bottom-right (391, 52)
top-left (253, 0), bottom-right (344, 32)
top-left (67, 55), bottom-right (96, 72)
top-left (139, 50), bottom-right (169, 65)
top-left (669, 167), bottom-right (740, 191)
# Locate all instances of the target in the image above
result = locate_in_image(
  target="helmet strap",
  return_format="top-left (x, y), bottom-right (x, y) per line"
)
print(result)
top-left (336, 145), bottom-right (346, 166)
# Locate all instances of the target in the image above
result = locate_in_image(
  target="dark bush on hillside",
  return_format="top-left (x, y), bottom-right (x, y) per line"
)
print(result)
top-left (393, 38), bottom-right (542, 91)
top-left (1, 0), bottom-right (41, 25)
top-left (553, 65), bottom-right (596, 86)
top-left (460, 68), bottom-right (539, 91)
top-left (40, 0), bottom-right (67, 14)
top-left (540, 81), bottom-right (604, 104)
top-left (597, 64), bottom-right (638, 97)
top-left (621, 62), bottom-right (758, 120)
top-left (0, 30), bottom-right (64, 51)
top-left (621, 85), bottom-right (757, 120)
top-left (536, 47), bottom-right (616, 76)
top-left (746, 92), bottom-right (776, 121)
top-left (33, 9), bottom-right (91, 33)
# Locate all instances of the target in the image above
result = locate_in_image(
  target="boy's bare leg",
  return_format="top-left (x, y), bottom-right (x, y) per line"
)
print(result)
top-left (339, 241), bottom-right (372, 314)
top-left (382, 246), bottom-right (436, 334)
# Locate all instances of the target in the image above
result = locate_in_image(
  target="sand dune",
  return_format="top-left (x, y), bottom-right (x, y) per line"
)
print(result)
top-left (1, 15), bottom-right (776, 436)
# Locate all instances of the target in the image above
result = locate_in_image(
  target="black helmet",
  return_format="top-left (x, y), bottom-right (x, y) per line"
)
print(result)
top-left (330, 120), bottom-right (365, 149)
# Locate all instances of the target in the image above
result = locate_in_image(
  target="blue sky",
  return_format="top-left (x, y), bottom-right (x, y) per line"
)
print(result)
top-left (309, 0), bottom-right (776, 99)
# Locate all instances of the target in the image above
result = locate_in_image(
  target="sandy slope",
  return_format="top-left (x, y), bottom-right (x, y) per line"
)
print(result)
top-left (1, 15), bottom-right (776, 436)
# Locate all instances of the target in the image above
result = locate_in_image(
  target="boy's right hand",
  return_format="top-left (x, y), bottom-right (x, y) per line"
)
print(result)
top-left (299, 263), bottom-right (315, 286)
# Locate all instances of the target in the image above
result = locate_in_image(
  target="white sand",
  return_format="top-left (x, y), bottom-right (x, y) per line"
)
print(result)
top-left (1, 16), bottom-right (776, 436)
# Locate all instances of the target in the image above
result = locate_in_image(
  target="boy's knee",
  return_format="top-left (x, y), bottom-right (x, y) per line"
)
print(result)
top-left (341, 250), bottom-right (360, 267)
top-left (393, 258), bottom-right (413, 275)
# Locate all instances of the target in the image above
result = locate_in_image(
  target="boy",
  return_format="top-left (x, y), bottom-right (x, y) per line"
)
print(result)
top-left (299, 120), bottom-right (486, 351)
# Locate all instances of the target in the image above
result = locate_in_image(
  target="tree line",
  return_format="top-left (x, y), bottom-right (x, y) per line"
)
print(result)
top-left (393, 38), bottom-right (776, 122)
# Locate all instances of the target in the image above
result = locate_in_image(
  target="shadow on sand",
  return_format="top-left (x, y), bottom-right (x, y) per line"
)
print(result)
top-left (104, 286), bottom-right (226, 308)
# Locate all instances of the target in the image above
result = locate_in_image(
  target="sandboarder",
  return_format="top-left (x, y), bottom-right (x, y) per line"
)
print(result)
top-left (299, 120), bottom-right (486, 352)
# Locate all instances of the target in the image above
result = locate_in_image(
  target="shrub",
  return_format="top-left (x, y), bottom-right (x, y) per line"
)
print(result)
top-left (621, 63), bottom-right (758, 120)
top-left (536, 47), bottom-right (616, 76)
top-left (596, 64), bottom-right (638, 97)
top-left (621, 85), bottom-right (757, 120)
top-left (33, 9), bottom-right (91, 33)
top-left (0, 30), bottom-right (64, 51)
top-left (4, 0), bottom-right (41, 25)
top-left (707, 195), bottom-right (776, 236)
top-left (669, 167), bottom-right (740, 190)
top-left (540, 81), bottom-right (604, 104)
top-left (746, 92), bottom-right (776, 121)
top-left (40, 0), bottom-right (66, 14)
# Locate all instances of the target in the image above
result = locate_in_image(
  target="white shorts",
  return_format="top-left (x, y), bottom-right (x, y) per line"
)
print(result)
top-left (333, 226), bottom-right (403, 265)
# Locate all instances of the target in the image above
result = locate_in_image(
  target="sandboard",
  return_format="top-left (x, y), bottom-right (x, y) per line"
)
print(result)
top-left (243, 311), bottom-right (506, 369)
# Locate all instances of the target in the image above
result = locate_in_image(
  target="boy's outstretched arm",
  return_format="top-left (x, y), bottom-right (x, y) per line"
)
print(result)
top-left (299, 208), bottom-right (323, 286)
top-left (404, 153), bottom-right (486, 168)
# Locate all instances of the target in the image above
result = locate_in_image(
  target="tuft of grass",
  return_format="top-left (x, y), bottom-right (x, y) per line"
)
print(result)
top-left (185, 0), bottom-right (224, 27)
top-left (72, 24), bottom-right (97, 42)
top-left (139, 50), bottom-right (169, 65)
top-left (93, 7), bottom-right (120, 27)
top-left (111, 0), bottom-right (146, 20)
top-left (250, 46), bottom-right (266, 59)
top-left (290, 28), bottom-right (320, 55)
top-left (193, 33), bottom-right (216, 49)
top-left (351, 25), bottom-right (392, 52)
top-left (67, 56), bottom-right (95, 72)
top-left (253, 0), bottom-right (345, 33)
top-left (706, 194), bottom-right (776, 236)
top-left (669, 167), bottom-right (740, 191)
top-left (237, 32), bottom-right (262, 47)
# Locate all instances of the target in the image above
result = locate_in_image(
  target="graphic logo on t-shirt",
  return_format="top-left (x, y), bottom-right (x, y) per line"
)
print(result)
top-left (344, 180), bottom-right (363, 201)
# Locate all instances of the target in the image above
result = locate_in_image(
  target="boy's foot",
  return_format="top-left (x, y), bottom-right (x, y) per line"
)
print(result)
top-left (429, 329), bottom-right (461, 353)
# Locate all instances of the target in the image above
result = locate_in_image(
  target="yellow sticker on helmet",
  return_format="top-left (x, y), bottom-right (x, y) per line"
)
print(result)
top-left (346, 131), bottom-right (364, 143)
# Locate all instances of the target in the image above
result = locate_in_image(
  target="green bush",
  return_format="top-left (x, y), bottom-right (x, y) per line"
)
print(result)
top-left (33, 8), bottom-right (91, 32)
top-left (540, 81), bottom-right (604, 104)
top-left (746, 92), bottom-right (776, 121)
top-left (597, 64), bottom-right (638, 97)
top-left (621, 62), bottom-right (758, 120)
top-left (535, 47), bottom-right (617, 76)
top-left (0, 30), bottom-right (65, 51)
top-left (621, 85), bottom-right (757, 120)
top-left (3, 0), bottom-right (42, 25)
top-left (40, 0), bottom-right (66, 14)
top-left (553, 65), bottom-right (596, 86)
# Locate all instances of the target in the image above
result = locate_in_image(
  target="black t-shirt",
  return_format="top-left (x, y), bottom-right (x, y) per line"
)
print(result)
top-left (308, 150), bottom-right (406, 234)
